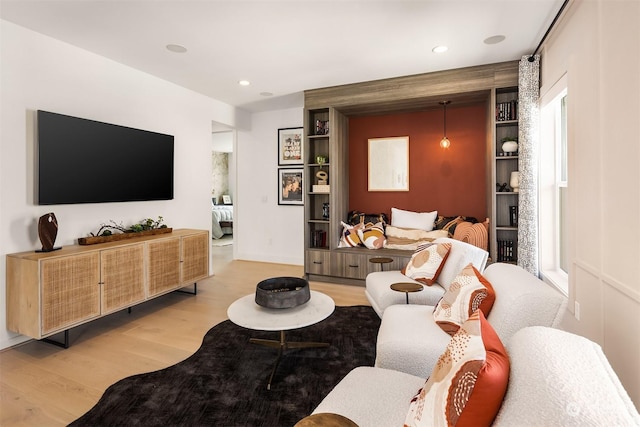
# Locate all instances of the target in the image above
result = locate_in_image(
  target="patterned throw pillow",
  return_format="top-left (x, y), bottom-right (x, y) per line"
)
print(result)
top-left (434, 215), bottom-right (465, 235)
top-left (337, 221), bottom-right (364, 248)
top-left (401, 242), bottom-right (452, 286)
top-left (405, 310), bottom-right (510, 427)
top-left (383, 226), bottom-right (449, 250)
top-left (357, 221), bottom-right (386, 249)
top-left (433, 263), bottom-right (496, 335)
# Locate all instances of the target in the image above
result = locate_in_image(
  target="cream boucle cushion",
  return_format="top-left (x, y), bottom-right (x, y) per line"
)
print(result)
top-left (391, 208), bottom-right (438, 231)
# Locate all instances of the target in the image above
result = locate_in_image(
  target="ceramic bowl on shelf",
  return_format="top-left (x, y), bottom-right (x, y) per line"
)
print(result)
top-left (502, 140), bottom-right (518, 154)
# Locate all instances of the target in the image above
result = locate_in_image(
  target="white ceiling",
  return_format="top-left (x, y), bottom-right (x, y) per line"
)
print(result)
top-left (0, 0), bottom-right (564, 113)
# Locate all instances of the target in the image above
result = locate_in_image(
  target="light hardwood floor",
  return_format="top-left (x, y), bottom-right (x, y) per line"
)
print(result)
top-left (0, 243), bottom-right (370, 426)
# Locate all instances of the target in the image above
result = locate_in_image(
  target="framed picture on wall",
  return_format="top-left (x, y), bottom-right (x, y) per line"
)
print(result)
top-left (278, 127), bottom-right (304, 165)
top-left (278, 168), bottom-right (303, 205)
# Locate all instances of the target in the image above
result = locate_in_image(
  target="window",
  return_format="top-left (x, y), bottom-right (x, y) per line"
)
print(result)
top-left (540, 75), bottom-right (568, 294)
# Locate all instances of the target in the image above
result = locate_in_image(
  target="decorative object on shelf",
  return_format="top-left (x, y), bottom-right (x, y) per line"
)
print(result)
top-left (501, 137), bottom-right (519, 155)
top-left (315, 155), bottom-right (327, 166)
top-left (278, 168), bottom-right (303, 205)
top-left (322, 203), bottom-right (330, 220)
top-left (36, 212), bottom-right (61, 252)
top-left (510, 171), bottom-right (520, 193)
top-left (315, 170), bottom-right (328, 185)
top-left (497, 182), bottom-right (509, 192)
top-left (222, 194), bottom-right (232, 204)
top-left (315, 119), bottom-right (329, 135)
top-left (439, 100), bottom-right (451, 148)
top-left (368, 136), bottom-right (409, 191)
top-left (255, 277), bottom-right (310, 309)
top-left (80, 216), bottom-right (171, 245)
top-left (277, 127), bottom-right (303, 165)
top-left (509, 205), bottom-right (519, 227)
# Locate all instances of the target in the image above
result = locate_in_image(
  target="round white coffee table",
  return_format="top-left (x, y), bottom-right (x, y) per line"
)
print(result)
top-left (227, 290), bottom-right (335, 390)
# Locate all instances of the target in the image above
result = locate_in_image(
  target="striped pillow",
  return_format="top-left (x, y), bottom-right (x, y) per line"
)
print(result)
top-left (453, 219), bottom-right (489, 251)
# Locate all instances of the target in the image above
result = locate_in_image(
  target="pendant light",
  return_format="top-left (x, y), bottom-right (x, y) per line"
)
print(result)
top-left (439, 100), bottom-right (451, 148)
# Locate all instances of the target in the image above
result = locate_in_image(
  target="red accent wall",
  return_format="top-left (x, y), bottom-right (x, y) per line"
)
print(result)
top-left (348, 104), bottom-right (487, 222)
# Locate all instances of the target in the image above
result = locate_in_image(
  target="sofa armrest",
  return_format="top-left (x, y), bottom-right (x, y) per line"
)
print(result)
top-left (311, 367), bottom-right (424, 427)
top-left (494, 327), bottom-right (640, 426)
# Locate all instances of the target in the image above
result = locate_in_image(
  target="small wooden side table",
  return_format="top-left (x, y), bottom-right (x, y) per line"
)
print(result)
top-left (390, 282), bottom-right (424, 304)
top-left (369, 256), bottom-right (394, 271)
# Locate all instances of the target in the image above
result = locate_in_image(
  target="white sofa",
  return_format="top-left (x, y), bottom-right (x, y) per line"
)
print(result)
top-left (310, 326), bottom-right (640, 426)
top-left (365, 237), bottom-right (489, 317)
top-left (376, 262), bottom-right (567, 378)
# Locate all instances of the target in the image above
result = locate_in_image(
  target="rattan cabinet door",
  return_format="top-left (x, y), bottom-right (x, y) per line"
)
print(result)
top-left (41, 253), bottom-right (100, 335)
top-left (147, 237), bottom-right (181, 297)
top-left (100, 244), bottom-right (145, 314)
top-left (180, 232), bottom-right (209, 284)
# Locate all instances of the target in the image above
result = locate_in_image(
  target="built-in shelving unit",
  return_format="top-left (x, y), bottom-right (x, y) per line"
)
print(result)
top-left (491, 87), bottom-right (519, 263)
top-left (303, 61), bottom-right (520, 285)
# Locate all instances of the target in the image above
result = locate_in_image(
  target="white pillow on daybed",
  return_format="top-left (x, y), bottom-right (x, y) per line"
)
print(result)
top-left (391, 208), bottom-right (437, 231)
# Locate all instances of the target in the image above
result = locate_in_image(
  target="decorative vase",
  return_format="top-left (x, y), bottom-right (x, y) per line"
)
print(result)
top-left (510, 171), bottom-right (520, 193)
top-left (502, 140), bottom-right (518, 154)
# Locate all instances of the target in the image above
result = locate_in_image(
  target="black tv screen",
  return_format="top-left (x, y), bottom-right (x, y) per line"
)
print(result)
top-left (37, 110), bottom-right (174, 205)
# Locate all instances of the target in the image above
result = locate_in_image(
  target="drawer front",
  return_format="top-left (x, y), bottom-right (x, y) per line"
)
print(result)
top-left (333, 253), bottom-right (368, 279)
top-left (305, 250), bottom-right (331, 276)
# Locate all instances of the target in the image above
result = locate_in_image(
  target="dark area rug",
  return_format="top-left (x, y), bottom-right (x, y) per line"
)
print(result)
top-left (69, 305), bottom-right (380, 427)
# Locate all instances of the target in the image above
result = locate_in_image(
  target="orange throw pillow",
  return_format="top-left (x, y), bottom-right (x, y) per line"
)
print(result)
top-left (405, 310), bottom-right (510, 427)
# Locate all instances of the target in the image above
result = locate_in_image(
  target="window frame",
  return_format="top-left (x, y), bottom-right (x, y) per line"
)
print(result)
top-left (539, 74), bottom-right (569, 295)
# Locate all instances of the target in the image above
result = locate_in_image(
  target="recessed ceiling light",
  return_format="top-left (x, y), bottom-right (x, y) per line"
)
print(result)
top-left (166, 44), bottom-right (187, 53)
top-left (260, 92), bottom-right (273, 97)
top-left (484, 35), bottom-right (506, 45)
top-left (238, 80), bottom-right (251, 86)
top-left (432, 45), bottom-right (448, 53)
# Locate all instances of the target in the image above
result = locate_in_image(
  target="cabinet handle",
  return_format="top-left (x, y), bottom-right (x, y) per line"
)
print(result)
top-left (313, 261), bottom-right (323, 265)
top-left (349, 264), bottom-right (359, 268)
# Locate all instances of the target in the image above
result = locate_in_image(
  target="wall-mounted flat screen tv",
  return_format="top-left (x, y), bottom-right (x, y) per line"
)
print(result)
top-left (37, 110), bottom-right (174, 205)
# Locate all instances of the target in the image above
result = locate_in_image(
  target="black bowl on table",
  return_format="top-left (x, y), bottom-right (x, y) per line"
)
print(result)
top-left (255, 276), bottom-right (310, 309)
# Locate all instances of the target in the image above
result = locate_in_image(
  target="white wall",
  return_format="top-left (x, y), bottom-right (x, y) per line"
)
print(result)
top-left (0, 20), bottom-right (244, 349)
top-left (235, 108), bottom-right (304, 265)
top-left (542, 1), bottom-right (640, 406)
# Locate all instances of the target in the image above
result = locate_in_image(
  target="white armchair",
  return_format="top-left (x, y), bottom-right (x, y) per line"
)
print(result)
top-left (365, 237), bottom-right (489, 317)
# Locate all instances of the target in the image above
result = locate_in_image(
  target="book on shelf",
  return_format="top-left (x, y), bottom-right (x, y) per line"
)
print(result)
top-left (311, 230), bottom-right (327, 248)
top-left (497, 239), bottom-right (515, 262)
top-left (495, 100), bottom-right (518, 121)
